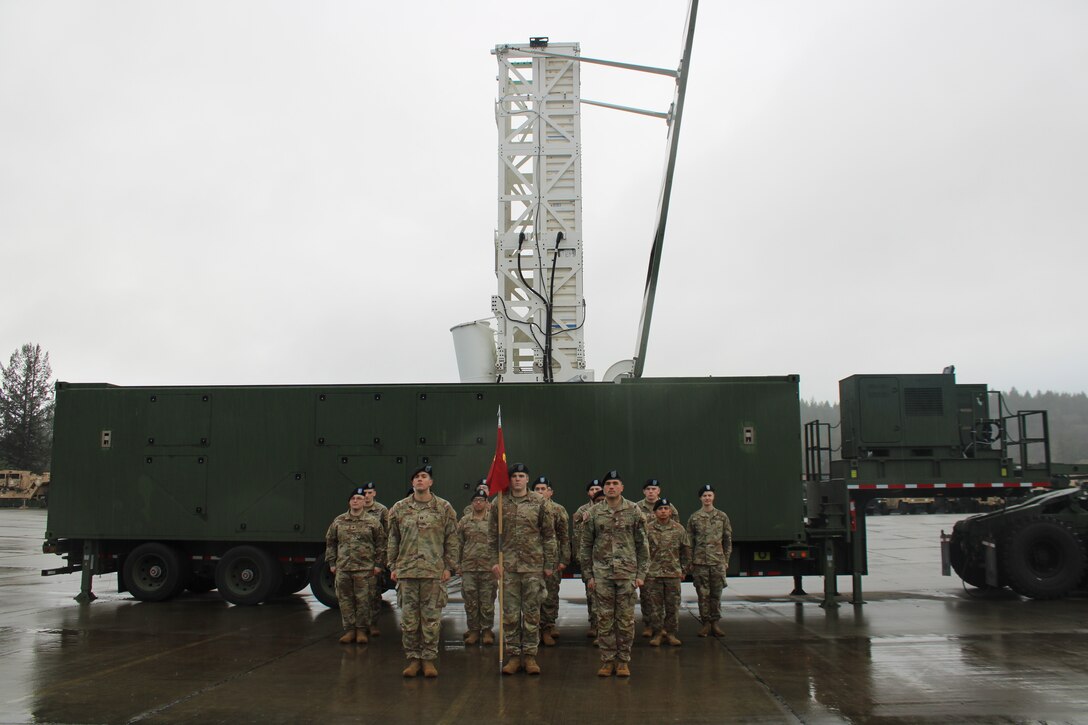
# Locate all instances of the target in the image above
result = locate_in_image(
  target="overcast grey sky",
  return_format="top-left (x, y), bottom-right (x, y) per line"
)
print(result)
top-left (1, 0), bottom-right (1084, 402)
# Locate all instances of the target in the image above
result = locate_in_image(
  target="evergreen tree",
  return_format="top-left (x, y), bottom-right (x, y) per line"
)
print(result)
top-left (0, 343), bottom-right (54, 472)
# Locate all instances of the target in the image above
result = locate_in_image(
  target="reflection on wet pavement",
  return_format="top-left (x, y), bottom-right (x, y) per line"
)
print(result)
top-left (2, 510), bottom-right (1086, 723)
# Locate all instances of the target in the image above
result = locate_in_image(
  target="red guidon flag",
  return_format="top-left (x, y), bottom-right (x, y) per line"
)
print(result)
top-left (486, 407), bottom-right (510, 495)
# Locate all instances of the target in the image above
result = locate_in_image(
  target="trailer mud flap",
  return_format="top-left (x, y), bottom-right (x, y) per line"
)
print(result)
top-left (983, 538), bottom-right (999, 588)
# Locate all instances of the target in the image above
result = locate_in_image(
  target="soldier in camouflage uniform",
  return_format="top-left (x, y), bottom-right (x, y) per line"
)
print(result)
top-left (571, 479), bottom-right (604, 638)
top-left (644, 498), bottom-right (691, 646)
top-left (325, 486), bottom-right (387, 644)
top-left (387, 465), bottom-right (460, 678)
top-left (361, 482), bottom-right (390, 635)
top-left (579, 470), bottom-right (648, 678)
top-left (457, 488), bottom-right (497, 646)
top-left (687, 484), bottom-right (733, 637)
top-left (533, 477), bottom-right (570, 646)
top-left (635, 478), bottom-right (680, 637)
top-left (490, 463), bottom-right (557, 676)
top-left (462, 479), bottom-right (491, 517)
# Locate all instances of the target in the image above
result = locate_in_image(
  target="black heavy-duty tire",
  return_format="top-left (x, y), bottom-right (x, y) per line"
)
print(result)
top-left (949, 524), bottom-right (991, 588)
top-left (216, 546), bottom-right (283, 605)
top-left (1001, 516), bottom-right (1086, 600)
top-left (309, 560), bottom-right (339, 609)
top-left (123, 542), bottom-right (189, 602)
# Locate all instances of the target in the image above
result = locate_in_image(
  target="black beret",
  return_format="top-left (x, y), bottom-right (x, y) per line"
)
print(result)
top-left (643, 478), bottom-right (661, 490)
top-left (602, 470), bottom-right (621, 483)
top-left (472, 488), bottom-right (488, 500)
top-left (534, 475), bottom-right (550, 486)
top-left (410, 465), bottom-right (434, 481)
top-left (698, 484), bottom-right (715, 495)
top-left (586, 479), bottom-right (602, 492)
top-left (653, 498), bottom-right (672, 511)
top-left (508, 462), bottom-right (529, 475)
top-left (349, 486), bottom-right (368, 498)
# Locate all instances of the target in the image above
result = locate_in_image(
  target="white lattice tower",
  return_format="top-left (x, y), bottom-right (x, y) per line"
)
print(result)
top-left (491, 41), bottom-right (590, 383)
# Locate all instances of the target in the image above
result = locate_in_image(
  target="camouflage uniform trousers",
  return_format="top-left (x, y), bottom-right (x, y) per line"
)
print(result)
top-left (582, 577), bottom-right (597, 629)
top-left (639, 581), bottom-right (657, 629)
top-left (396, 577), bottom-right (448, 661)
top-left (593, 578), bottom-right (637, 662)
top-left (336, 570), bottom-right (378, 631)
top-left (501, 571), bottom-right (545, 656)
top-left (691, 564), bottom-right (727, 623)
top-left (643, 576), bottom-right (681, 633)
top-left (461, 570), bottom-right (496, 633)
top-left (540, 569), bottom-right (561, 627)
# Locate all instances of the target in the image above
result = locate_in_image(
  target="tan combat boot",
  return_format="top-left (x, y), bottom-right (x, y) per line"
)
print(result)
top-left (402, 659), bottom-right (422, 677)
top-left (649, 631), bottom-right (663, 647)
top-left (338, 630), bottom-right (356, 644)
top-left (548, 624), bottom-right (560, 639)
top-left (665, 632), bottom-right (682, 646)
top-left (464, 630), bottom-right (479, 646)
top-left (697, 622), bottom-right (711, 637)
top-left (501, 657), bottom-right (522, 675)
top-left (596, 661), bottom-right (614, 677)
top-left (422, 660), bottom-right (438, 678)
top-left (641, 625), bottom-right (653, 638)
top-left (355, 629), bottom-right (368, 644)
top-left (523, 656), bottom-right (541, 675)
top-left (615, 662), bottom-right (631, 677)
top-left (541, 628), bottom-right (556, 646)
top-left (481, 629), bottom-right (495, 646)
top-left (711, 622), bottom-right (725, 637)
top-left (369, 626), bottom-right (381, 637)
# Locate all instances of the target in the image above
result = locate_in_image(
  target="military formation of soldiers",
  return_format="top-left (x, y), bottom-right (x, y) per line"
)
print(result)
top-left (324, 464), bottom-right (733, 679)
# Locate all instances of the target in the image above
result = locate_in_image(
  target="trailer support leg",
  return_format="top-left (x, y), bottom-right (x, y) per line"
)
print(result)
top-left (821, 543), bottom-right (839, 609)
top-left (790, 574), bottom-right (806, 596)
top-left (75, 540), bottom-right (98, 604)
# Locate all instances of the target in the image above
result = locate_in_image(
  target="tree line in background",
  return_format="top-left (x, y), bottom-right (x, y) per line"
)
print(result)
top-left (800, 391), bottom-right (1088, 467)
top-left (1, 344), bottom-right (1084, 473)
top-left (0, 343), bottom-right (55, 472)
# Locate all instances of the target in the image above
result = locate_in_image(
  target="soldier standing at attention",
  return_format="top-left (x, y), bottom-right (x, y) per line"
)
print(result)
top-left (687, 484), bottom-right (733, 637)
top-left (463, 479), bottom-right (492, 517)
top-left (571, 479), bottom-right (604, 639)
top-left (635, 478), bottom-right (679, 637)
top-left (387, 466), bottom-right (460, 678)
top-left (579, 470), bottom-right (648, 678)
top-left (326, 486), bottom-right (387, 644)
top-left (645, 498), bottom-right (691, 647)
top-left (533, 476), bottom-right (570, 646)
top-left (491, 463), bottom-right (557, 676)
top-left (361, 482), bottom-right (390, 636)
top-left (457, 488), bottom-right (497, 646)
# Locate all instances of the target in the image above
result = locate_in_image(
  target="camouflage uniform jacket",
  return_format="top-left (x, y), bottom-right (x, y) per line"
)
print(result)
top-left (571, 501), bottom-right (596, 570)
top-left (646, 518), bottom-right (692, 578)
top-left (387, 494), bottom-right (460, 578)
top-left (457, 512), bottom-right (496, 572)
top-left (578, 497), bottom-right (649, 582)
top-left (687, 508), bottom-right (733, 567)
top-left (636, 497), bottom-right (680, 523)
top-left (489, 490), bottom-right (558, 573)
top-left (363, 501), bottom-right (389, 531)
top-left (547, 499), bottom-right (571, 568)
top-left (325, 510), bottom-right (387, 572)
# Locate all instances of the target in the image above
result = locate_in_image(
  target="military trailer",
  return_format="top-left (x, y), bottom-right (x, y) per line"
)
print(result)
top-left (45, 375), bottom-right (837, 606)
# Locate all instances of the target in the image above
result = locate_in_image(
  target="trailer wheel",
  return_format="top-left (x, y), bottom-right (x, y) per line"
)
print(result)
top-left (1002, 517), bottom-right (1086, 600)
top-left (309, 561), bottom-right (339, 609)
top-left (216, 546), bottom-right (283, 605)
top-left (123, 543), bottom-right (189, 602)
top-left (278, 571), bottom-right (309, 596)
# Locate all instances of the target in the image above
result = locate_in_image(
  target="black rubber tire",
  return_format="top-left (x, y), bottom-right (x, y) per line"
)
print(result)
top-left (215, 546), bottom-right (283, 606)
top-left (1001, 516), bottom-right (1086, 600)
top-left (123, 542), bottom-right (189, 602)
top-left (309, 560), bottom-right (339, 609)
top-left (186, 575), bottom-right (217, 594)
top-left (949, 523), bottom-right (993, 589)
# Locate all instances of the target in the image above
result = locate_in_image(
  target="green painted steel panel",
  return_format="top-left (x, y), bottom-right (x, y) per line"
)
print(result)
top-left (47, 376), bottom-right (803, 546)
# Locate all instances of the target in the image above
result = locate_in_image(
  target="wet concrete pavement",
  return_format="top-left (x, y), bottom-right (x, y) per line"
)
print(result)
top-left (2, 509), bottom-right (1087, 724)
